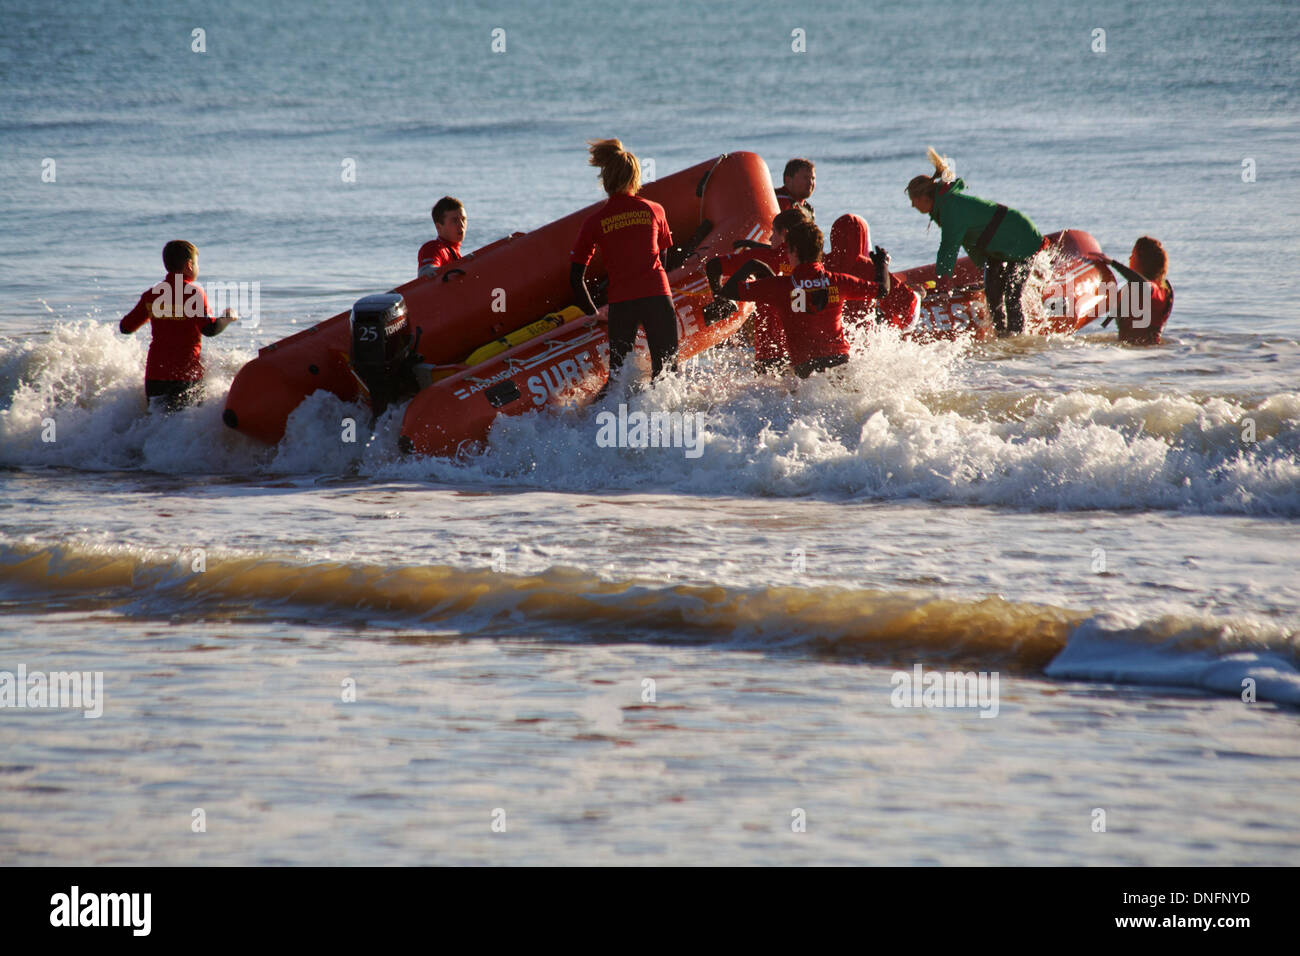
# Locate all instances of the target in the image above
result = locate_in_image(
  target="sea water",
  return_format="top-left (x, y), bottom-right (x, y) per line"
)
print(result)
top-left (1, 0), bottom-right (1298, 864)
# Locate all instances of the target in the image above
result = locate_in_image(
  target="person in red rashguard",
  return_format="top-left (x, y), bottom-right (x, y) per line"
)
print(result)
top-left (704, 205), bottom-right (812, 372)
top-left (718, 218), bottom-right (887, 379)
top-left (417, 197), bottom-right (466, 277)
top-left (1092, 236), bottom-right (1174, 345)
top-left (775, 158), bottom-right (815, 214)
top-left (825, 213), bottom-right (919, 331)
top-left (570, 138), bottom-right (678, 393)
top-left (119, 240), bottom-right (237, 411)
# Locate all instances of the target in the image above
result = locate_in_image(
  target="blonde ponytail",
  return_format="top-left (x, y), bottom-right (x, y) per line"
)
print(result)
top-left (907, 147), bottom-right (957, 200)
top-left (926, 147), bottom-right (955, 184)
top-left (587, 138), bottom-right (641, 196)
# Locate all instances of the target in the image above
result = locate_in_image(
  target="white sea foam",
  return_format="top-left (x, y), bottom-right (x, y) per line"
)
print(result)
top-left (1047, 611), bottom-right (1300, 705)
top-left (384, 329), bottom-right (1300, 515)
top-left (4, 321), bottom-right (1299, 516)
top-left (0, 321), bottom-right (264, 473)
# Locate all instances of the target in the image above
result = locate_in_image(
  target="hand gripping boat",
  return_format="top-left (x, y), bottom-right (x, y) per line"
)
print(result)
top-left (222, 152), bottom-right (778, 455)
top-left (891, 229), bottom-right (1118, 342)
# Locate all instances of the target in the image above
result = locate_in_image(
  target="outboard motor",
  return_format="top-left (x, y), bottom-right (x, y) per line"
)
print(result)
top-left (348, 293), bottom-right (423, 416)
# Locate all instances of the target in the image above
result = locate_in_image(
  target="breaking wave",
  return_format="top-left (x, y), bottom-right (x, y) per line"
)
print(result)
top-left (2, 538), bottom-right (1297, 704)
top-left (2, 320), bottom-right (1298, 515)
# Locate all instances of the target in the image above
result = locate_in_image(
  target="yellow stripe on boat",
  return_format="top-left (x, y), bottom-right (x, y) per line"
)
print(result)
top-left (463, 305), bottom-right (586, 368)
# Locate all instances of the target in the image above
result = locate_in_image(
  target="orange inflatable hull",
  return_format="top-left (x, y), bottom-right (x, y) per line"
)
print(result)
top-left (893, 229), bottom-right (1116, 342)
top-left (223, 152), bottom-right (776, 447)
top-left (400, 152), bottom-right (778, 458)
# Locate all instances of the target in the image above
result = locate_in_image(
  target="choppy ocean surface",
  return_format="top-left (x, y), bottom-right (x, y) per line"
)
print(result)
top-left (1, 0), bottom-right (1298, 865)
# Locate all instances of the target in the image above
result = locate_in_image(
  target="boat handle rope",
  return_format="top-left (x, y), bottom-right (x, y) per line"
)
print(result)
top-left (695, 153), bottom-right (728, 227)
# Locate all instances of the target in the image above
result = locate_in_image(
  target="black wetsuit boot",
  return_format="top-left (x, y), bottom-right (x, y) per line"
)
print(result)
top-left (793, 353), bottom-right (850, 379)
top-left (984, 260), bottom-right (1009, 336)
top-left (1004, 259), bottom-right (1031, 335)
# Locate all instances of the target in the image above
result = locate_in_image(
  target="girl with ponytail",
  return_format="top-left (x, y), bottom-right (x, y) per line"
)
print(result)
top-left (906, 147), bottom-right (1044, 336)
top-left (570, 138), bottom-right (679, 393)
top-left (904, 147), bottom-right (956, 208)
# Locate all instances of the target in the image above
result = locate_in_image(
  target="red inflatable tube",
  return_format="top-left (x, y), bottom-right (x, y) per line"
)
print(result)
top-left (895, 229), bottom-right (1117, 342)
top-left (223, 153), bottom-right (777, 447)
top-left (223, 151), bottom-right (1117, 455)
top-left (399, 152), bottom-right (779, 458)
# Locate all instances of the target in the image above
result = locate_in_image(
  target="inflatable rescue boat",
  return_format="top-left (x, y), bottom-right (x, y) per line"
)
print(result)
top-left (222, 150), bottom-right (1119, 459)
top-left (223, 152), bottom-right (778, 454)
top-left (893, 230), bottom-right (1116, 342)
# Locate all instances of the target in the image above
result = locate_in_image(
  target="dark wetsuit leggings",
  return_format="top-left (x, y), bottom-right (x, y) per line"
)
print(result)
top-left (984, 257), bottom-right (1032, 335)
top-left (607, 295), bottom-right (679, 380)
top-left (793, 353), bottom-right (849, 379)
top-left (146, 379), bottom-right (202, 413)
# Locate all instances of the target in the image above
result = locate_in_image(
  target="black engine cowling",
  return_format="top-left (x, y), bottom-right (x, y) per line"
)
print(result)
top-left (349, 293), bottom-right (422, 416)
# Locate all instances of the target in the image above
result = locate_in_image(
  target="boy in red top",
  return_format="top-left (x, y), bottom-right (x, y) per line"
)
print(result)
top-left (704, 206), bottom-right (812, 372)
top-left (119, 240), bottom-right (237, 411)
top-left (570, 138), bottom-right (677, 392)
top-left (775, 158), bottom-right (815, 214)
top-left (417, 197), bottom-right (466, 277)
top-left (718, 219), bottom-right (886, 379)
top-left (1091, 236), bottom-right (1173, 345)
top-left (825, 213), bottom-right (919, 331)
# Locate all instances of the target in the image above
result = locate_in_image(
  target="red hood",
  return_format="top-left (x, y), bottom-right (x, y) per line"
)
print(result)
top-left (827, 214), bottom-right (870, 271)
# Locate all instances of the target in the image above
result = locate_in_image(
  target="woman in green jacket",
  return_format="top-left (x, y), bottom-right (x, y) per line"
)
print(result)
top-left (906, 149), bottom-right (1044, 335)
